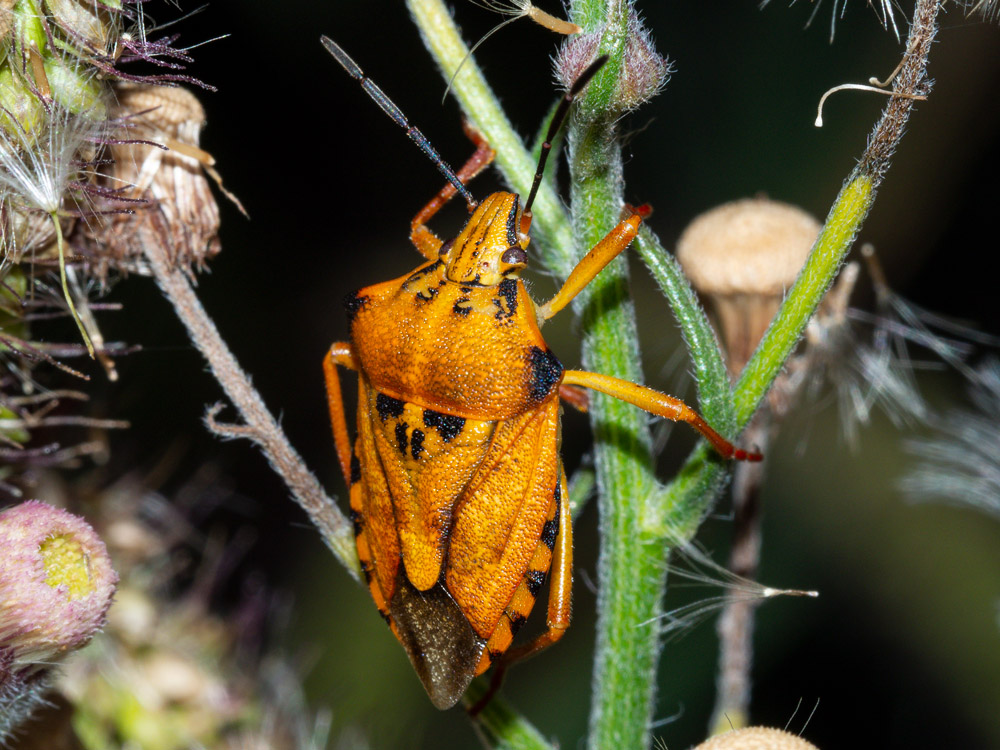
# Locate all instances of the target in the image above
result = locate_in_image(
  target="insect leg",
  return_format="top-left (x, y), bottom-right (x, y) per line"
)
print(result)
top-left (562, 370), bottom-right (763, 462)
top-left (410, 121), bottom-right (496, 260)
top-left (323, 342), bottom-right (359, 485)
top-left (535, 208), bottom-right (644, 321)
top-left (558, 383), bottom-right (590, 412)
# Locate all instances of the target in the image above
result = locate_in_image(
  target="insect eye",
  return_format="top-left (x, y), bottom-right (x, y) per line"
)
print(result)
top-left (501, 246), bottom-right (527, 266)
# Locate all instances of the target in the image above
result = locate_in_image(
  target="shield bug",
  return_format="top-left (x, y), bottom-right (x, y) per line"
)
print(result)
top-left (320, 36), bottom-right (761, 710)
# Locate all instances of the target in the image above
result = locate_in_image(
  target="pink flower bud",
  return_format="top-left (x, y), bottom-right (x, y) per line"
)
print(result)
top-left (0, 500), bottom-right (117, 673)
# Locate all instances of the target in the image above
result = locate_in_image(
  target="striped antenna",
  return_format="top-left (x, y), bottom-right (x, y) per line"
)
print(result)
top-left (321, 36), bottom-right (478, 211)
top-left (522, 54), bottom-right (608, 222)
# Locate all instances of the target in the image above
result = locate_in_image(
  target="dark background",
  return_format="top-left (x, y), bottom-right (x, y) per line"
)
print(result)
top-left (85, 2), bottom-right (1000, 748)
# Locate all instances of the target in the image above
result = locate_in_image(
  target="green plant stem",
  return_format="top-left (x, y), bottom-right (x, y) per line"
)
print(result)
top-left (463, 683), bottom-right (555, 750)
top-left (559, 4), bottom-right (668, 748)
top-left (658, 0), bottom-right (939, 535)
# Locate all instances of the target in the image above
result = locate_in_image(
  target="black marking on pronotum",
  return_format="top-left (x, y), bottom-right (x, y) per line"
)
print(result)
top-left (527, 346), bottom-right (563, 402)
top-left (452, 297), bottom-right (471, 316)
top-left (344, 291), bottom-right (369, 322)
top-left (349, 454), bottom-right (361, 484)
top-left (494, 278), bottom-right (518, 320)
top-left (410, 428), bottom-right (425, 460)
top-left (526, 569), bottom-right (546, 598)
top-left (376, 393), bottom-right (405, 421)
top-left (508, 612), bottom-right (528, 635)
top-left (415, 285), bottom-right (438, 303)
top-left (423, 409), bottom-right (466, 442)
top-left (350, 508), bottom-right (363, 537)
top-left (403, 259), bottom-right (443, 288)
top-left (395, 422), bottom-right (409, 455)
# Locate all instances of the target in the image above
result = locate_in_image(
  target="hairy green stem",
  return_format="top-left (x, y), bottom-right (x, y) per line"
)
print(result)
top-left (658, 0), bottom-right (939, 535)
top-left (558, 4), bottom-right (667, 748)
top-left (463, 683), bottom-right (555, 750)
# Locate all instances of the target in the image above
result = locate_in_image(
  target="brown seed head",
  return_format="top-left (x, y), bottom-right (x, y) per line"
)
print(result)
top-left (676, 198), bottom-right (820, 375)
top-left (89, 83), bottom-right (222, 277)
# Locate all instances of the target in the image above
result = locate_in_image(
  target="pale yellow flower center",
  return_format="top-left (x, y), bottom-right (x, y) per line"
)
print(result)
top-left (40, 533), bottom-right (93, 599)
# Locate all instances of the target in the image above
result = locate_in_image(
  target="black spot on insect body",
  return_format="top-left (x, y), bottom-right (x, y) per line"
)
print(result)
top-left (350, 455), bottom-right (361, 484)
top-left (540, 502), bottom-right (560, 551)
top-left (360, 560), bottom-right (373, 585)
top-left (423, 409), bottom-right (466, 442)
top-left (525, 569), bottom-right (546, 598)
top-left (395, 422), bottom-right (409, 455)
top-left (344, 291), bottom-right (369, 322)
top-left (493, 278), bottom-right (518, 321)
top-left (411, 428), bottom-right (425, 460)
top-left (487, 648), bottom-right (504, 664)
top-left (527, 346), bottom-right (564, 402)
top-left (540, 519), bottom-right (558, 551)
top-left (379, 610), bottom-right (392, 625)
top-left (376, 393), bottom-right (405, 421)
top-left (553, 482), bottom-right (561, 505)
top-left (403, 259), bottom-right (443, 288)
top-left (508, 612), bottom-right (528, 635)
top-left (415, 285), bottom-right (439, 303)
top-left (506, 201), bottom-right (519, 245)
top-left (350, 508), bottom-right (363, 535)
top-left (452, 297), bottom-right (471, 316)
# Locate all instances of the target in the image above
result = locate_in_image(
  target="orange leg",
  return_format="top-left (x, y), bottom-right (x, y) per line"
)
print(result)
top-left (562, 370), bottom-right (763, 462)
top-left (558, 383), bottom-right (590, 413)
top-left (410, 121), bottom-right (496, 260)
top-left (536, 210), bottom-right (644, 321)
top-left (323, 342), bottom-right (358, 485)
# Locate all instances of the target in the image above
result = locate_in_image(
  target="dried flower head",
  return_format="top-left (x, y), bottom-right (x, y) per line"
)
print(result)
top-left (693, 726), bottom-right (820, 750)
top-left (676, 197), bottom-right (820, 375)
top-left (87, 82), bottom-right (241, 277)
top-left (0, 500), bottom-right (117, 671)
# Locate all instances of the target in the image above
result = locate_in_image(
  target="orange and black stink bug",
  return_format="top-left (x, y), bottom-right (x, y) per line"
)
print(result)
top-left (320, 36), bottom-right (761, 710)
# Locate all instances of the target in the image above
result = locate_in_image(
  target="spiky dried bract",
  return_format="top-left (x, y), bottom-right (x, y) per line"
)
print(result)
top-left (554, 8), bottom-right (668, 114)
top-left (92, 82), bottom-right (222, 276)
top-left (0, 500), bottom-right (117, 670)
top-left (694, 727), bottom-right (820, 750)
top-left (901, 359), bottom-right (1000, 519)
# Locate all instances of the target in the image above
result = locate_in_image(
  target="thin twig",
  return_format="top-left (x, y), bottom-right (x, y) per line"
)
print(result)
top-left (139, 221), bottom-right (360, 579)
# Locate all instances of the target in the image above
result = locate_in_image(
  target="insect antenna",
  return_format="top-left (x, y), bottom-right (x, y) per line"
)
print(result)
top-left (320, 36), bottom-right (478, 212)
top-left (521, 54), bottom-right (608, 234)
